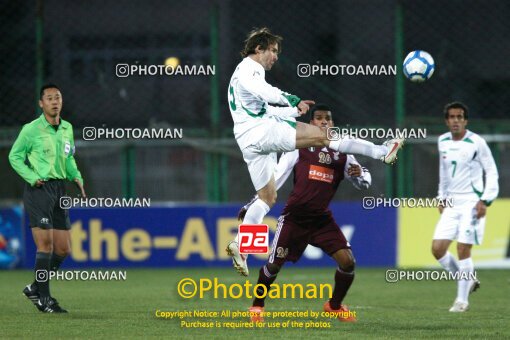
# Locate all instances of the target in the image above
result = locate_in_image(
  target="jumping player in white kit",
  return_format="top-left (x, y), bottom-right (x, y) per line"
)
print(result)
top-left (226, 27), bottom-right (405, 276)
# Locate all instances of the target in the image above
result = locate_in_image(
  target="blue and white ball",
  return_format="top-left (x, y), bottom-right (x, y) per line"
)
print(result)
top-left (403, 50), bottom-right (435, 82)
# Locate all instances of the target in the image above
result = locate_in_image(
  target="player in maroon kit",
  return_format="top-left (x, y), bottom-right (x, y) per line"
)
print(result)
top-left (238, 104), bottom-right (370, 323)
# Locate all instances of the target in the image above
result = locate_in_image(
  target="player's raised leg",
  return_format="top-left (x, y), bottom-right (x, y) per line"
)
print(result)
top-left (295, 121), bottom-right (404, 164)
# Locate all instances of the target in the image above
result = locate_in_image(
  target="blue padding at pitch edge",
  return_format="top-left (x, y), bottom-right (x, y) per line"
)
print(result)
top-left (23, 204), bottom-right (397, 268)
top-left (0, 206), bottom-right (24, 269)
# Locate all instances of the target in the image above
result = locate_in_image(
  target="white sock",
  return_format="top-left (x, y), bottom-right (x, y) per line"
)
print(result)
top-left (242, 198), bottom-right (270, 224)
top-left (438, 251), bottom-right (459, 273)
top-left (235, 199), bottom-right (271, 248)
top-left (457, 257), bottom-right (474, 303)
top-left (328, 137), bottom-right (387, 159)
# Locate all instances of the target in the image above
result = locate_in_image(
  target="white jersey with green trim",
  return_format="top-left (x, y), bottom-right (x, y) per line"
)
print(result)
top-left (228, 57), bottom-right (300, 150)
top-left (437, 130), bottom-right (499, 203)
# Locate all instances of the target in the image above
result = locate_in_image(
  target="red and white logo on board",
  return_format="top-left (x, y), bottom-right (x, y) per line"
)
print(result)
top-left (238, 224), bottom-right (269, 254)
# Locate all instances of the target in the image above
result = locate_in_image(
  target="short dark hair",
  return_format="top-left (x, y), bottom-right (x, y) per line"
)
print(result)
top-left (444, 101), bottom-right (468, 119)
top-left (241, 27), bottom-right (282, 57)
top-left (40, 83), bottom-right (61, 99)
top-left (309, 103), bottom-right (332, 121)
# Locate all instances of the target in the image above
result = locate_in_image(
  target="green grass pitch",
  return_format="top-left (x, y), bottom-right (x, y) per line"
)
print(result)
top-left (1, 268), bottom-right (508, 339)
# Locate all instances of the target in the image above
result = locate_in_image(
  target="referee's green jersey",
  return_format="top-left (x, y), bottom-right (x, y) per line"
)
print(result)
top-left (8, 114), bottom-right (83, 186)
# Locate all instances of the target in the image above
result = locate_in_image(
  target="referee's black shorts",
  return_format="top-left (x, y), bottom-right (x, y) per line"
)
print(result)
top-left (23, 179), bottom-right (71, 230)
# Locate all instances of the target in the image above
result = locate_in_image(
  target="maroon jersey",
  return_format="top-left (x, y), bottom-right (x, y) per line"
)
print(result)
top-left (282, 147), bottom-right (347, 217)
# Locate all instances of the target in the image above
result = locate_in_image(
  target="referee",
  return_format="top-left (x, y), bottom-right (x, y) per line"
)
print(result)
top-left (9, 84), bottom-right (86, 313)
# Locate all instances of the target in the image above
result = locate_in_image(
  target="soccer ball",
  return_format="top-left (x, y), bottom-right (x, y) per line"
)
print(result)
top-left (403, 50), bottom-right (435, 82)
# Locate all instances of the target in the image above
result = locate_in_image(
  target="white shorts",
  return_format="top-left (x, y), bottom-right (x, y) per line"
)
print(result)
top-left (238, 116), bottom-right (297, 191)
top-left (433, 197), bottom-right (486, 245)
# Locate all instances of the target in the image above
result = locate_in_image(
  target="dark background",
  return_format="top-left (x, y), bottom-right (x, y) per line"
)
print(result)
top-left (1, 0), bottom-right (508, 201)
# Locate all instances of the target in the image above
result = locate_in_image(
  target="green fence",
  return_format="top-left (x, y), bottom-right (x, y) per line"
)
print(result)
top-left (1, 0), bottom-right (509, 201)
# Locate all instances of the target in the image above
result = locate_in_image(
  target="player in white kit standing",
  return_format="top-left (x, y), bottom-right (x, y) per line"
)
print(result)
top-left (431, 101), bottom-right (499, 312)
top-left (226, 27), bottom-right (405, 276)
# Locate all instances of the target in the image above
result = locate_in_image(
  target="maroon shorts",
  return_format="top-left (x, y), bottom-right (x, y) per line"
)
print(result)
top-left (268, 212), bottom-right (350, 266)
